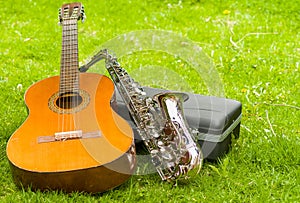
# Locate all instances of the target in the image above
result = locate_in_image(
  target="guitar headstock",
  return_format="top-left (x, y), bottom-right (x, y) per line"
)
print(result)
top-left (58, 2), bottom-right (85, 25)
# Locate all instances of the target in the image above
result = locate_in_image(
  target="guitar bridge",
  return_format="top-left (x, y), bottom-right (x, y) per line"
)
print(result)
top-left (37, 130), bottom-right (101, 143)
top-left (55, 130), bottom-right (83, 141)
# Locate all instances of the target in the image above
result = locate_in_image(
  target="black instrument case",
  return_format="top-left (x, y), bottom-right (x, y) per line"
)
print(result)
top-left (113, 87), bottom-right (242, 160)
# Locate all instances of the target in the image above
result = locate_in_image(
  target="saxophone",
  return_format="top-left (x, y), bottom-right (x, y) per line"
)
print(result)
top-left (80, 49), bottom-right (203, 181)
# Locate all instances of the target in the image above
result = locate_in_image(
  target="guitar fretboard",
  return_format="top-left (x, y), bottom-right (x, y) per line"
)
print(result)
top-left (60, 18), bottom-right (79, 95)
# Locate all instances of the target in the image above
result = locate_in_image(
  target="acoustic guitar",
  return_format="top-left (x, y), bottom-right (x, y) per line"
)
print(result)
top-left (6, 2), bottom-right (136, 193)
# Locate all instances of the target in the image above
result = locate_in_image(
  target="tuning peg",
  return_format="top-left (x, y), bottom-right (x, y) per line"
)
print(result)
top-left (80, 5), bottom-right (86, 23)
top-left (81, 14), bottom-right (86, 23)
top-left (58, 8), bottom-right (62, 26)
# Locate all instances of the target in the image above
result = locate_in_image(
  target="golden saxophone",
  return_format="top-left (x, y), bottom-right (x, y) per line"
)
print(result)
top-left (80, 49), bottom-right (203, 181)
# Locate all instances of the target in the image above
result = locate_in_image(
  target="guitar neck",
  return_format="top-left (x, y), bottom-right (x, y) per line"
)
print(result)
top-left (59, 15), bottom-right (80, 95)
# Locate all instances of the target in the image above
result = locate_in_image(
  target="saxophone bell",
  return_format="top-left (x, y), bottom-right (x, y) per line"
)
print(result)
top-left (153, 92), bottom-right (203, 180)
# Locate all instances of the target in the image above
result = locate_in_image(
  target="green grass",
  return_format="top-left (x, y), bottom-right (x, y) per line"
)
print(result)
top-left (1, 0), bottom-right (299, 202)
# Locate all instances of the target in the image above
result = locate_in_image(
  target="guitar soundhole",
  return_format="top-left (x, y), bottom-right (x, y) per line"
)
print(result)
top-left (56, 93), bottom-right (83, 109)
top-left (48, 90), bottom-right (90, 114)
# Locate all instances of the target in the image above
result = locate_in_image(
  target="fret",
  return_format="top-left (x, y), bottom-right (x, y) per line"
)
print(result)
top-left (61, 54), bottom-right (78, 57)
top-left (62, 40), bottom-right (78, 44)
top-left (60, 60), bottom-right (78, 63)
top-left (60, 82), bottom-right (79, 85)
top-left (60, 85), bottom-right (80, 89)
top-left (60, 60), bottom-right (79, 64)
top-left (59, 73), bottom-right (79, 77)
top-left (61, 55), bottom-right (78, 59)
top-left (60, 86), bottom-right (80, 89)
top-left (60, 88), bottom-right (79, 91)
top-left (60, 59), bottom-right (79, 63)
top-left (60, 85), bottom-right (79, 88)
top-left (60, 81), bottom-right (79, 85)
top-left (59, 75), bottom-right (79, 80)
top-left (60, 83), bottom-right (79, 87)
top-left (59, 77), bottom-right (79, 80)
top-left (60, 78), bottom-right (78, 82)
top-left (61, 53), bottom-right (78, 57)
top-left (62, 34), bottom-right (78, 38)
top-left (61, 53), bottom-right (78, 56)
top-left (60, 72), bottom-right (79, 76)
top-left (61, 52), bottom-right (78, 56)
top-left (62, 27), bottom-right (77, 30)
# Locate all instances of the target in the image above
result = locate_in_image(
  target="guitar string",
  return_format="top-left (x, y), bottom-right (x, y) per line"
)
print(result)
top-left (69, 18), bottom-right (75, 134)
top-left (69, 19), bottom-right (73, 134)
top-left (72, 18), bottom-right (78, 133)
top-left (64, 17), bottom-right (69, 134)
top-left (58, 16), bottom-right (64, 134)
top-left (60, 17), bottom-right (66, 134)
top-left (58, 9), bottom-right (81, 137)
top-left (68, 18), bottom-right (72, 134)
top-left (71, 19), bottom-right (74, 134)
top-left (75, 19), bottom-right (80, 134)
top-left (60, 13), bottom-right (70, 134)
top-left (70, 14), bottom-right (79, 134)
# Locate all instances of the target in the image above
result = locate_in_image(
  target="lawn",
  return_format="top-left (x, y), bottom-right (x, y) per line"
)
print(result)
top-left (1, 0), bottom-right (299, 202)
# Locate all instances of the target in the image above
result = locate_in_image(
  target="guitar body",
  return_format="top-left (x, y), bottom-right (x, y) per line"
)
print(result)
top-left (6, 73), bottom-right (136, 193)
